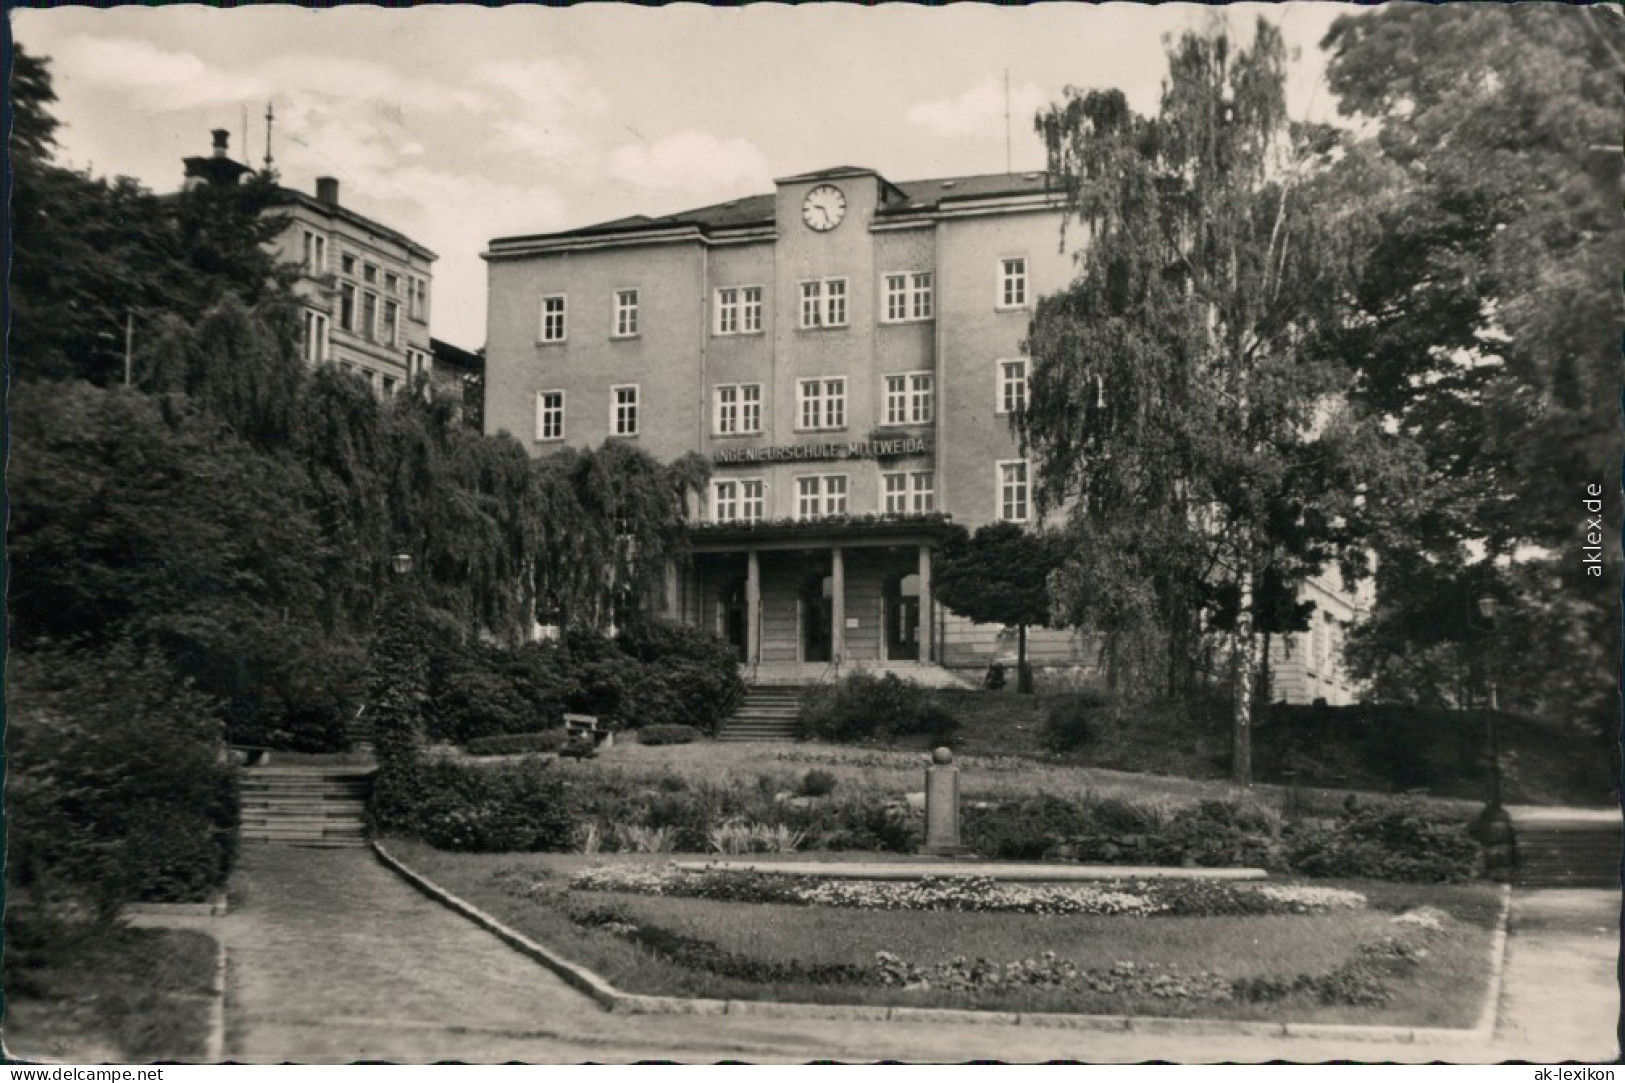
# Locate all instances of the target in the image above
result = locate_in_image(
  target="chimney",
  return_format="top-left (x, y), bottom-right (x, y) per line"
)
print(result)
top-left (315, 177), bottom-right (340, 206)
top-left (211, 129), bottom-right (230, 157)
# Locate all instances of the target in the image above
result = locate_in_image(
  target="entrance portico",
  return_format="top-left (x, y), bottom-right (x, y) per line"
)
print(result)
top-left (682, 518), bottom-right (954, 681)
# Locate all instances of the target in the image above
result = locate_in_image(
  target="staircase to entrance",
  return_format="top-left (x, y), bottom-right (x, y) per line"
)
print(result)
top-left (240, 767), bottom-right (373, 848)
top-left (719, 686), bottom-right (803, 743)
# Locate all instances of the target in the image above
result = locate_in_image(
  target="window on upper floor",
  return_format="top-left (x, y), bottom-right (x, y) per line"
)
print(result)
top-left (536, 390), bottom-right (565, 441)
top-left (406, 348), bottom-right (430, 383)
top-left (361, 291), bottom-right (378, 342)
top-left (341, 253), bottom-right (357, 277)
top-left (712, 478), bottom-right (765, 523)
top-left (302, 230), bottom-right (327, 276)
top-left (715, 286), bottom-right (765, 336)
top-left (714, 383), bottom-right (763, 435)
top-left (539, 295), bottom-right (567, 343)
top-left (882, 272), bottom-right (933, 323)
top-left (611, 384), bottom-right (639, 436)
top-left (339, 284), bottom-right (356, 333)
top-left (382, 300), bottom-right (399, 347)
top-left (998, 460), bottom-right (1030, 523)
top-left (301, 309), bottom-right (329, 364)
top-left (997, 357), bottom-right (1029, 415)
top-left (796, 474), bottom-right (848, 520)
top-left (385, 272), bottom-right (400, 296)
top-left (797, 377), bottom-right (847, 431)
top-left (883, 471), bottom-right (935, 515)
top-left (999, 257), bottom-right (1028, 309)
top-left (799, 278), bottom-right (848, 329)
top-left (613, 289), bottom-right (640, 338)
top-left (409, 276), bottom-right (429, 321)
top-left (363, 262), bottom-right (379, 286)
top-left (883, 372), bottom-right (934, 426)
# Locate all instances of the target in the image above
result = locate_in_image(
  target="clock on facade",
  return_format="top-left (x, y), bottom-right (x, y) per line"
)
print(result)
top-left (801, 184), bottom-right (847, 232)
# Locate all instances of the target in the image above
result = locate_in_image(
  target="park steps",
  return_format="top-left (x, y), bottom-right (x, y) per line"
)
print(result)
top-left (1511, 812), bottom-right (1621, 888)
top-left (240, 767), bottom-right (373, 848)
top-left (719, 686), bottom-right (803, 743)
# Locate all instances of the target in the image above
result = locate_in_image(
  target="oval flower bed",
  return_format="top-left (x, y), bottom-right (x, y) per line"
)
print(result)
top-left (565, 864), bottom-right (1367, 917)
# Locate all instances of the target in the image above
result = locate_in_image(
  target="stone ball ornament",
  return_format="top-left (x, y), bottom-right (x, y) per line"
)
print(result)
top-left (932, 747), bottom-right (954, 765)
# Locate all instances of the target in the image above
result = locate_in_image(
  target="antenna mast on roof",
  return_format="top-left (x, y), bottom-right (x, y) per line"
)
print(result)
top-left (263, 102), bottom-right (275, 173)
top-left (1004, 69), bottom-right (1013, 175)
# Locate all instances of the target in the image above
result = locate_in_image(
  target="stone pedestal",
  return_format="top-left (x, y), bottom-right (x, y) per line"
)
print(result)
top-left (924, 747), bottom-right (968, 855)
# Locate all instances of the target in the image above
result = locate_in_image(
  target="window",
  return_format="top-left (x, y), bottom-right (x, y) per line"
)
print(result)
top-left (301, 309), bottom-right (329, 364)
top-left (716, 288), bottom-right (740, 335)
top-left (998, 460), bottom-right (1030, 522)
top-left (382, 300), bottom-right (399, 347)
top-left (382, 376), bottom-right (397, 396)
top-left (797, 377), bottom-right (847, 431)
top-left (999, 257), bottom-right (1028, 308)
top-left (714, 384), bottom-right (763, 435)
top-left (796, 475), bottom-right (848, 520)
top-left (882, 272), bottom-right (933, 323)
top-left (405, 348), bottom-right (430, 382)
top-left (613, 289), bottom-right (639, 337)
top-left (883, 471), bottom-right (936, 514)
top-left (302, 230), bottom-right (326, 276)
top-left (536, 390), bottom-right (565, 441)
top-left (611, 385), bottom-right (639, 436)
top-left (712, 479), bottom-right (764, 523)
top-left (539, 295), bottom-right (567, 343)
top-left (339, 284), bottom-right (356, 333)
top-left (798, 278), bottom-right (848, 329)
top-left (997, 358), bottom-right (1029, 415)
top-left (363, 262), bottom-right (379, 286)
top-left (409, 276), bottom-right (429, 321)
top-left (882, 372), bottom-right (934, 426)
top-left (742, 286), bottom-right (763, 333)
top-left (361, 291), bottom-right (378, 342)
top-left (341, 253), bottom-right (357, 277)
top-left (714, 286), bottom-right (764, 335)
top-left (385, 272), bottom-right (400, 296)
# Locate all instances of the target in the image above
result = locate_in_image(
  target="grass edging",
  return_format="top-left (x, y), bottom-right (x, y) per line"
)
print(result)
top-left (370, 840), bottom-right (1512, 1042)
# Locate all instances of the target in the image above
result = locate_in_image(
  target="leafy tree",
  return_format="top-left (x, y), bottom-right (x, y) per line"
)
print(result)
top-left (1322, 5), bottom-right (1621, 752)
top-left (933, 522), bottom-right (1061, 693)
top-left (1025, 21), bottom-right (1409, 781)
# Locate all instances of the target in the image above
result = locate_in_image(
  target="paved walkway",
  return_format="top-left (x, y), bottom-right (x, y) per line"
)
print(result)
top-left (215, 845), bottom-right (1620, 1064)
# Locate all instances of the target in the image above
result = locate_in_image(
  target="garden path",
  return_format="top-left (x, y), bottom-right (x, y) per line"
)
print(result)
top-left (218, 846), bottom-right (1618, 1064)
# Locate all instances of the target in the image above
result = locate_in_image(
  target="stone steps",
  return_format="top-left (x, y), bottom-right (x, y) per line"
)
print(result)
top-left (238, 768), bottom-right (373, 848)
top-left (719, 687), bottom-right (806, 742)
top-left (1512, 820), bottom-right (1621, 888)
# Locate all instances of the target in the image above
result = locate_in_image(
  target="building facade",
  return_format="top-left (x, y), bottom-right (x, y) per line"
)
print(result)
top-left (182, 130), bottom-right (440, 394)
top-left (483, 165), bottom-right (1364, 699)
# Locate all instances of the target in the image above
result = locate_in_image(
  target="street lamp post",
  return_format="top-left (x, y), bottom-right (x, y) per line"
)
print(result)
top-left (1474, 594), bottom-right (1504, 811)
top-left (1469, 591), bottom-right (1516, 878)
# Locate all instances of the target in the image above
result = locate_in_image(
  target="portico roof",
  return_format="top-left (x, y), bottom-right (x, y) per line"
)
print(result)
top-left (688, 513), bottom-right (963, 553)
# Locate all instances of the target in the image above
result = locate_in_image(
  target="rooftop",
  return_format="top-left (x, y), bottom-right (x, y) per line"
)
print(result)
top-left (490, 168), bottom-right (1059, 248)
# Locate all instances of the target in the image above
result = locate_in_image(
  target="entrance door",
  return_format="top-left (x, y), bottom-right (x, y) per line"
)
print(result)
top-left (885, 572), bottom-right (921, 661)
top-left (800, 573), bottom-right (833, 663)
top-left (721, 580), bottom-right (748, 662)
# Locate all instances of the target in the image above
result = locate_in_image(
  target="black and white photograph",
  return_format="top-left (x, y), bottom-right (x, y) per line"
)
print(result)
top-left (4, 1), bottom-right (1620, 1067)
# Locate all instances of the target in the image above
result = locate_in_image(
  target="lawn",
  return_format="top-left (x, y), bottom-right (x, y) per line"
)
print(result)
top-left (388, 839), bottom-right (1501, 1027)
top-left (3, 918), bottom-right (217, 1062)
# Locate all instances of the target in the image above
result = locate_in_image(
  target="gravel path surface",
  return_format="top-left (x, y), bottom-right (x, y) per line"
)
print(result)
top-left (218, 845), bottom-right (1619, 1064)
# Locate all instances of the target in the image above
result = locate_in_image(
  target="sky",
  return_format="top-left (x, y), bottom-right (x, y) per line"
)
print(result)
top-left (13, 3), bottom-right (1363, 351)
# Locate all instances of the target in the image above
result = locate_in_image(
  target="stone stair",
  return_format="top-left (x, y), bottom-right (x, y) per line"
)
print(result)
top-left (1510, 809), bottom-right (1621, 888)
top-left (718, 685), bottom-right (804, 743)
top-left (240, 767), bottom-right (373, 848)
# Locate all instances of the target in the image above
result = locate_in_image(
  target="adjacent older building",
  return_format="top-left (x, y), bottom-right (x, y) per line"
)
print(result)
top-left (482, 164), bottom-right (1365, 700)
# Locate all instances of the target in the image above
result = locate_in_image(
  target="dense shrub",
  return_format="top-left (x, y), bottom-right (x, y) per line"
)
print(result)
top-left (1041, 688), bottom-right (1114, 752)
top-left (1286, 803), bottom-right (1481, 882)
top-left (369, 756), bottom-right (575, 852)
top-left (7, 645), bottom-right (239, 913)
top-left (798, 769), bottom-right (839, 797)
top-left (464, 730), bottom-right (567, 757)
top-left (798, 673), bottom-right (960, 743)
top-left (637, 724), bottom-right (702, 746)
top-left (962, 794), bottom-right (1099, 860)
top-left (616, 620), bottom-right (746, 735)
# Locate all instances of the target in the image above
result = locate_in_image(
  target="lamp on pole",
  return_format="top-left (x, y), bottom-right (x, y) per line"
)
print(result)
top-left (1473, 594), bottom-right (1503, 810)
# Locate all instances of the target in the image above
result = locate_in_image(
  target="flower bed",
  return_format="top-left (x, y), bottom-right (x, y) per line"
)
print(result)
top-left (565, 864), bottom-right (1367, 917)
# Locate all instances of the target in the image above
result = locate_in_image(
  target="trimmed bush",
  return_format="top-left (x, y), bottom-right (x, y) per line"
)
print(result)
top-left (1041, 688), bottom-right (1113, 753)
top-left (798, 769), bottom-right (839, 797)
top-left (637, 724), bottom-right (702, 746)
top-left (1286, 803), bottom-right (1481, 882)
top-left (8, 645), bottom-right (239, 913)
top-left (369, 756), bottom-right (575, 852)
top-left (464, 730), bottom-right (567, 757)
top-left (963, 794), bottom-right (1099, 860)
top-left (798, 673), bottom-right (960, 743)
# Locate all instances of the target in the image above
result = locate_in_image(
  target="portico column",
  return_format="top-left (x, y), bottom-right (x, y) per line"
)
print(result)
top-left (663, 559), bottom-right (679, 618)
top-left (746, 549), bottom-right (762, 665)
top-left (831, 546), bottom-right (846, 664)
top-left (918, 544), bottom-right (934, 663)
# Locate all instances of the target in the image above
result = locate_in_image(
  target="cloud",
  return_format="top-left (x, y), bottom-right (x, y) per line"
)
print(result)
top-left (54, 36), bottom-right (266, 110)
top-left (907, 76), bottom-right (1048, 140)
top-left (475, 59), bottom-right (606, 161)
top-left (607, 131), bottom-right (771, 194)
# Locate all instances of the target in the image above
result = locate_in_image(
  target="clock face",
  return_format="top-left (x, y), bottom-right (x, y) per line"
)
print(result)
top-left (801, 184), bottom-right (847, 232)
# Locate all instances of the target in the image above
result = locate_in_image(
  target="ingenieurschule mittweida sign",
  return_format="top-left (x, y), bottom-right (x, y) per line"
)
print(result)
top-left (713, 437), bottom-right (931, 466)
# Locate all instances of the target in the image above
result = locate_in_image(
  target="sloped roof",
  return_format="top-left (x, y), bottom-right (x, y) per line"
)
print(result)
top-left (492, 169), bottom-right (1058, 246)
